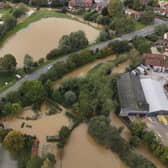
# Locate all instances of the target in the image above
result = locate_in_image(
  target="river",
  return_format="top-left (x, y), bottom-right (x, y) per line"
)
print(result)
top-left (62, 124), bottom-right (128, 168)
top-left (0, 17), bottom-right (99, 67)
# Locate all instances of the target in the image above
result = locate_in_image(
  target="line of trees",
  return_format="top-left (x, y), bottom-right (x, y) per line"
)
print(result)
top-left (130, 121), bottom-right (168, 165)
top-left (88, 116), bottom-right (156, 168)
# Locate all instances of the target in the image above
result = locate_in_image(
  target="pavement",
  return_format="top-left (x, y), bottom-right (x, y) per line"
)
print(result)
top-left (146, 117), bottom-right (168, 146)
top-left (0, 18), bottom-right (167, 100)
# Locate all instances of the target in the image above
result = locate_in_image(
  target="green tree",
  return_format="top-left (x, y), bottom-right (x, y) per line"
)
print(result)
top-left (97, 28), bottom-right (110, 41)
top-left (3, 130), bottom-right (25, 155)
top-left (19, 80), bottom-right (47, 107)
top-left (129, 136), bottom-right (141, 147)
top-left (133, 36), bottom-right (151, 54)
top-left (0, 54), bottom-right (17, 71)
top-left (26, 156), bottom-right (43, 168)
top-left (58, 126), bottom-right (71, 148)
top-left (24, 54), bottom-right (33, 68)
top-left (140, 10), bottom-right (154, 25)
top-left (64, 90), bottom-right (77, 106)
top-left (59, 31), bottom-right (88, 53)
top-left (107, 0), bottom-right (122, 17)
top-left (130, 121), bottom-right (146, 138)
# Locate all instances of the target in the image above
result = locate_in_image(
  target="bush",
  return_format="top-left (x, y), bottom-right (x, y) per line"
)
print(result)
top-left (46, 49), bottom-right (63, 60)
top-left (64, 90), bottom-right (77, 106)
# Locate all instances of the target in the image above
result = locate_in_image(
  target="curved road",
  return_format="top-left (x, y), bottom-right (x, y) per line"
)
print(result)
top-left (0, 18), bottom-right (167, 99)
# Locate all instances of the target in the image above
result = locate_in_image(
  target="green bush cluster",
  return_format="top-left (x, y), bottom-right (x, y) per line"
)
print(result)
top-left (130, 121), bottom-right (168, 165)
top-left (88, 116), bottom-right (156, 168)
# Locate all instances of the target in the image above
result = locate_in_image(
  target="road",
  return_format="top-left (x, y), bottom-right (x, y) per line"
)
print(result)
top-left (146, 117), bottom-right (168, 146)
top-left (0, 18), bottom-right (167, 99)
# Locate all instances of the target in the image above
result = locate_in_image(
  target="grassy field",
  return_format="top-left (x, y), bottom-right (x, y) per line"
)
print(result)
top-left (135, 21), bottom-right (145, 30)
top-left (0, 72), bottom-right (16, 93)
top-left (0, 8), bottom-right (12, 15)
top-left (0, 9), bottom-right (69, 47)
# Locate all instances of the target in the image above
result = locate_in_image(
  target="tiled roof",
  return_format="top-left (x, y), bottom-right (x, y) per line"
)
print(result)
top-left (144, 53), bottom-right (168, 67)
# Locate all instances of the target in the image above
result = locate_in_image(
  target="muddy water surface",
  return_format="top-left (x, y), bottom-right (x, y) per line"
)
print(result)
top-left (62, 124), bottom-right (128, 168)
top-left (0, 18), bottom-right (99, 67)
top-left (53, 55), bottom-right (116, 88)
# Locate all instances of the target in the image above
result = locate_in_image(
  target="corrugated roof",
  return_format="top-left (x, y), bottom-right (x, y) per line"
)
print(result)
top-left (117, 72), bottom-right (149, 114)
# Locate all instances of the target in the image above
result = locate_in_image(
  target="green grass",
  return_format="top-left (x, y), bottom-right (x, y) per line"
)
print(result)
top-left (0, 8), bottom-right (12, 15)
top-left (135, 21), bottom-right (145, 30)
top-left (0, 72), bottom-right (16, 93)
top-left (0, 9), bottom-right (70, 47)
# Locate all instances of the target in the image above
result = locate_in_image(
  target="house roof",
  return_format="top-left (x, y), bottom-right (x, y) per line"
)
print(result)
top-left (117, 72), bottom-right (149, 113)
top-left (144, 53), bottom-right (168, 67)
top-left (126, 8), bottom-right (141, 16)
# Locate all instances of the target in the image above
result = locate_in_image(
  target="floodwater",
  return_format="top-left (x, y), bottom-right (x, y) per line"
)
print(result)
top-left (53, 55), bottom-right (116, 89)
top-left (3, 104), bottom-right (70, 155)
top-left (0, 18), bottom-right (99, 67)
top-left (136, 145), bottom-right (167, 168)
top-left (0, 144), bottom-right (17, 168)
top-left (1, 59), bottom-right (166, 168)
top-left (62, 124), bottom-right (128, 168)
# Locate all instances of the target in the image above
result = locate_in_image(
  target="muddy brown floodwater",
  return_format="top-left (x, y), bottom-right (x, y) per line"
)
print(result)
top-left (2, 59), bottom-right (166, 168)
top-left (3, 104), bottom-right (70, 155)
top-left (62, 124), bottom-right (128, 168)
top-left (53, 55), bottom-right (117, 89)
top-left (0, 18), bottom-right (99, 67)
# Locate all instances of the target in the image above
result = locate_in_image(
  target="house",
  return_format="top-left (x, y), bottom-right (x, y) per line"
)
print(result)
top-left (68, 0), bottom-right (93, 8)
top-left (155, 39), bottom-right (168, 50)
top-left (125, 8), bottom-right (142, 20)
top-left (164, 32), bottom-right (168, 40)
top-left (159, 1), bottom-right (168, 8)
top-left (94, 0), bottom-right (109, 8)
top-left (144, 53), bottom-right (168, 69)
top-left (154, 7), bottom-right (168, 17)
top-left (117, 72), bottom-right (149, 117)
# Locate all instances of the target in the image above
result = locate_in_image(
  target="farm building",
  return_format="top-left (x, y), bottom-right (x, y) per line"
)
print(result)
top-left (117, 72), bottom-right (149, 117)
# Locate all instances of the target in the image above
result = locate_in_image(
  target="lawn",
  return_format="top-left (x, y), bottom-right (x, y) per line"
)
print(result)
top-left (0, 72), bottom-right (16, 93)
top-left (0, 9), bottom-right (69, 47)
top-left (135, 21), bottom-right (145, 30)
top-left (0, 8), bottom-right (12, 15)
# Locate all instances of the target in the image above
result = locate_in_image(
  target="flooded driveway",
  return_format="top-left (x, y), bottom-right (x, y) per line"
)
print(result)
top-left (0, 18), bottom-right (99, 67)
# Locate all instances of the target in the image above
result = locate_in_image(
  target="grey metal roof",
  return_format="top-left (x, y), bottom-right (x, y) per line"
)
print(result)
top-left (117, 72), bottom-right (149, 114)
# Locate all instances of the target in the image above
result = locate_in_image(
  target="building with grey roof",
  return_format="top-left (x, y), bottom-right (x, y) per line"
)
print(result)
top-left (118, 72), bottom-right (149, 116)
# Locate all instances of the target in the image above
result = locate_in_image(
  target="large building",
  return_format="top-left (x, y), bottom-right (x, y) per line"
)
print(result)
top-left (118, 53), bottom-right (168, 117)
top-left (118, 72), bottom-right (149, 116)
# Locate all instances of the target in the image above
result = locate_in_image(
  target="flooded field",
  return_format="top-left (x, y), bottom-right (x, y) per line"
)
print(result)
top-left (1, 59), bottom-right (166, 168)
top-left (0, 18), bottom-right (99, 67)
top-left (3, 104), bottom-right (70, 155)
top-left (62, 124), bottom-right (128, 168)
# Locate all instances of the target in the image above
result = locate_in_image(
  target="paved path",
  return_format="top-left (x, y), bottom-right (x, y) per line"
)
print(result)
top-left (0, 18), bottom-right (167, 99)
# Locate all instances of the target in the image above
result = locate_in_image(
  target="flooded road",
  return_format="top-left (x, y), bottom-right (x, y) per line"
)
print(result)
top-left (62, 124), bottom-right (128, 168)
top-left (0, 18), bottom-right (99, 67)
